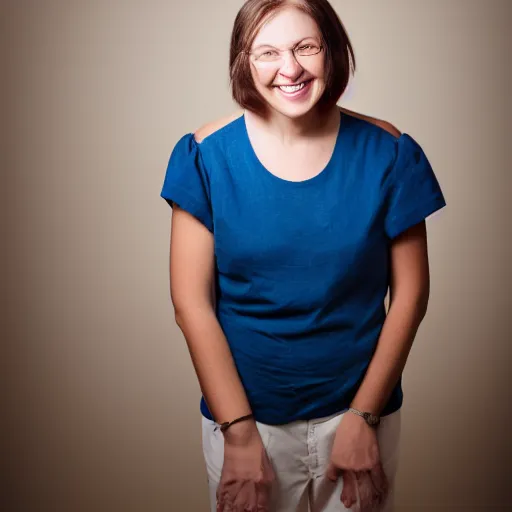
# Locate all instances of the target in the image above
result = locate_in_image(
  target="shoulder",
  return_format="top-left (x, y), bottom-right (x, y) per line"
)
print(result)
top-left (194, 110), bottom-right (244, 144)
top-left (339, 106), bottom-right (402, 139)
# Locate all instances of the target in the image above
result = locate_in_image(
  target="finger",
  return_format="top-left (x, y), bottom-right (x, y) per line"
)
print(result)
top-left (217, 482), bottom-right (238, 512)
top-left (216, 487), bottom-right (223, 512)
top-left (369, 461), bottom-right (389, 498)
top-left (355, 472), bottom-right (370, 512)
top-left (340, 470), bottom-right (358, 509)
top-left (255, 488), bottom-right (270, 512)
top-left (355, 471), bottom-right (378, 512)
top-left (231, 481), bottom-right (250, 512)
top-left (232, 481), bottom-right (257, 510)
top-left (326, 462), bottom-right (340, 482)
top-left (217, 485), bottom-right (229, 511)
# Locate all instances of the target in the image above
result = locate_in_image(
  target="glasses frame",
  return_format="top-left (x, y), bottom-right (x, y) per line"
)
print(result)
top-left (244, 42), bottom-right (324, 66)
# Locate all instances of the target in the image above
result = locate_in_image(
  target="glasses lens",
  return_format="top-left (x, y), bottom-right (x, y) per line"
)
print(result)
top-left (296, 44), bottom-right (321, 57)
top-left (254, 50), bottom-right (280, 62)
top-left (251, 43), bottom-right (321, 64)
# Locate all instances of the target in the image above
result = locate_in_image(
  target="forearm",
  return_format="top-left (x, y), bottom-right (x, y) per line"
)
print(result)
top-left (175, 306), bottom-right (252, 424)
top-left (349, 294), bottom-right (428, 416)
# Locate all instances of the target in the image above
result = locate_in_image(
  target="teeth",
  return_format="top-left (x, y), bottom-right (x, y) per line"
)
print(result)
top-left (279, 82), bottom-right (306, 93)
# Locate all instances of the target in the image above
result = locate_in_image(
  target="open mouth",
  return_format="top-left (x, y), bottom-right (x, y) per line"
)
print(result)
top-left (275, 79), bottom-right (312, 94)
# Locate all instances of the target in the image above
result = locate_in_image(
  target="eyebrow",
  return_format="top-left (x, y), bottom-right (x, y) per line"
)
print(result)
top-left (252, 36), bottom-right (319, 51)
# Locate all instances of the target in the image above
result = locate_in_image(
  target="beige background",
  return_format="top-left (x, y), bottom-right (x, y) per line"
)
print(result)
top-left (3, 0), bottom-right (511, 510)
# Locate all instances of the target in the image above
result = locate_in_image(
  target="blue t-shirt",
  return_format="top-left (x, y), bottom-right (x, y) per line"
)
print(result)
top-left (161, 110), bottom-right (446, 425)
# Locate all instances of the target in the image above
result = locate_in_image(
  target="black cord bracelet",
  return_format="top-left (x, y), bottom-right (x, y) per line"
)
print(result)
top-left (219, 413), bottom-right (254, 433)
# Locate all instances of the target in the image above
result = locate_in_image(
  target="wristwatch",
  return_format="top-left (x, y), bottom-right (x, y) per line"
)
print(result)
top-left (348, 407), bottom-right (380, 427)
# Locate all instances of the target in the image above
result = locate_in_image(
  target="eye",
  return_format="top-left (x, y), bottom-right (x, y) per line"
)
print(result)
top-left (296, 43), bottom-right (321, 56)
top-left (255, 49), bottom-right (280, 61)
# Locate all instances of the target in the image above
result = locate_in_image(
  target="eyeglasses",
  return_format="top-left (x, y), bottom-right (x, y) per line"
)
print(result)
top-left (246, 42), bottom-right (323, 65)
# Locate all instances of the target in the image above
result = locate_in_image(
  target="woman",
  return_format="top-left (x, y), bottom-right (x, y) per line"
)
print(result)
top-left (161, 0), bottom-right (446, 511)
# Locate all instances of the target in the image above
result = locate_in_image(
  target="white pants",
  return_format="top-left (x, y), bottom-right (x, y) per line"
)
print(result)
top-left (202, 408), bottom-right (401, 512)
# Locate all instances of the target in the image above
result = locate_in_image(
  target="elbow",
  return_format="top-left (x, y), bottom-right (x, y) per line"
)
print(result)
top-left (417, 291), bottom-right (430, 321)
top-left (171, 296), bottom-right (187, 330)
top-left (173, 302), bottom-right (193, 330)
top-left (390, 286), bottom-right (430, 322)
top-left (172, 299), bottom-right (215, 330)
top-left (413, 285), bottom-right (430, 322)
top-left (418, 279), bottom-right (431, 320)
top-left (174, 310), bottom-right (185, 330)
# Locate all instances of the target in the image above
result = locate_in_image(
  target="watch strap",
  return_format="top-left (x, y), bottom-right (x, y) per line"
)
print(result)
top-left (348, 407), bottom-right (380, 426)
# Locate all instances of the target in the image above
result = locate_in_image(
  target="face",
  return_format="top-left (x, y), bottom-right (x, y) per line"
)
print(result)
top-left (249, 7), bottom-right (326, 119)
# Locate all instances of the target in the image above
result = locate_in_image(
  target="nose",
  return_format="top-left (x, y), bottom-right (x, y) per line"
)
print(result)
top-left (278, 50), bottom-right (303, 81)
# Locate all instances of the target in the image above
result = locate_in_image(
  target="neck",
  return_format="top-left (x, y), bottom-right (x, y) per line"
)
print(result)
top-left (245, 105), bottom-right (340, 145)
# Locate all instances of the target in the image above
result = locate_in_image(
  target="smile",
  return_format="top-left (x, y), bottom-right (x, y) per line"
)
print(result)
top-left (275, 80), bottom-right (312, 93)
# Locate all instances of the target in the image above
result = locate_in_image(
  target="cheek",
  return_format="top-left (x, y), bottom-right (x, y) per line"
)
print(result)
top-left (253, 67), bottom-right (276, 88)
top-left (308, 59), bottom-right (325, 80)
top-left (249, 62), bottom-right (277, 89)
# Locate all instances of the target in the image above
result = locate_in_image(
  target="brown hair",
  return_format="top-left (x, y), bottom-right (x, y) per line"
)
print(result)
top-left (229, 0), bottom-right (356, 116)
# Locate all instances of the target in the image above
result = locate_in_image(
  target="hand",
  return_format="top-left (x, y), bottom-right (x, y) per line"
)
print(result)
top-left (325, 412), bottom-right (388, 511)
top-left (216, 420), bottom-right (275, 512)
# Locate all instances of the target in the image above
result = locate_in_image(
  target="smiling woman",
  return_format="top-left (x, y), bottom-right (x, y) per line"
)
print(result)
top-left (230, 0), bottom-right (355, 120)
top-left (160, 1), bottom-right (447, 511)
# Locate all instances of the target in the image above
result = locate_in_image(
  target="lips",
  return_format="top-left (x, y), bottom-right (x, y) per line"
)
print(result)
top-left (273, 79), bottom-right (314, 101)
top-left (278, 82), bottom-right (306, 93)
top-left (274, 79), bottom-right (312, 91)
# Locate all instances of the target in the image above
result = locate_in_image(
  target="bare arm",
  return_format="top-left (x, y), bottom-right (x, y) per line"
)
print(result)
top-left (169, 204), bottom-right (254, 431)
top-left (337, 111), bottom-right (426, 415)
top-left (349, 221), bottom-right (431, 415)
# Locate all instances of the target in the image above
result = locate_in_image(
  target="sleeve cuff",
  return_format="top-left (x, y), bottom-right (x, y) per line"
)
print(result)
top-left (386, 194), bottom-right (446, 239)
top-left (161, 185), bottom-right (214, 233)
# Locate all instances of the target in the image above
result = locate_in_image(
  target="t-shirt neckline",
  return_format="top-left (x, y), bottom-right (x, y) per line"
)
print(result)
top-left (240, 109), bottom-right (346, 188)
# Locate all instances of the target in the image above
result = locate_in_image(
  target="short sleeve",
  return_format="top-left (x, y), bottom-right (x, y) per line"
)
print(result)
top-left (160, 133), bottom-right (213, 233)
top-left (384, 133), bottom-right (446, 239)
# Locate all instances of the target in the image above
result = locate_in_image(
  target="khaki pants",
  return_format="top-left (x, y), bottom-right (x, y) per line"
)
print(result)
top-left (202, 408), bottom-right (401, 511)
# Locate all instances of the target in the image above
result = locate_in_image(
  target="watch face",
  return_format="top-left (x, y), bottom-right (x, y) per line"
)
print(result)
top-left (364, 413), bottom-right (379, 426)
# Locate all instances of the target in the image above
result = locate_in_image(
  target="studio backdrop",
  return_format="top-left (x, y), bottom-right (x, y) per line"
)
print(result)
top-left (3, 1), bottom-right (511, 511)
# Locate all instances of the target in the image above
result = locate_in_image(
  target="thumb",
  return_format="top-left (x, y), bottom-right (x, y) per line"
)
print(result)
top-left (340, 470), bottom-right (358, 509)
top-left (326, 462), bottom-right (340, 482)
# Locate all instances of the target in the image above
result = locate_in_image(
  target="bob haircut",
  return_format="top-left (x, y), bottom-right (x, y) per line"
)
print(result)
top-left (229, 0), bottom-right (356, 116)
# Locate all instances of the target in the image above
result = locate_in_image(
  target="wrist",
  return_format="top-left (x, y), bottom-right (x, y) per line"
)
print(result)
top-left (347, 407), bottom-right (381, 427)
top-left (219, 412), bottom-right (254, 433)
top-left (222, 417), bottom-right (259, 445)
top-left (349, 400), bottom-right (380, 415)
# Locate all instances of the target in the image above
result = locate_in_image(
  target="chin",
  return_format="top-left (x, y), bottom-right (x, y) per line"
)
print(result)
top-left (272, 103), bottom-right (315, 119)
top-left (269, 97), bottom-right (322, 120)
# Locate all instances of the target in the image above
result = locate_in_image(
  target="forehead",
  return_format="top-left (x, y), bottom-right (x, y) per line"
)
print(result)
top-left (251, 7), bottom-right (320, 48)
